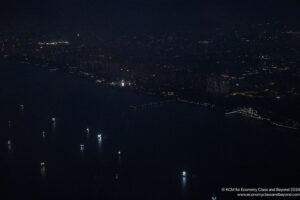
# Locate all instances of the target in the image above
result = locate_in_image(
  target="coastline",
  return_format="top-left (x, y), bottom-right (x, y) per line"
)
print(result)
top-left (2, 58), bottom-right (299, 131)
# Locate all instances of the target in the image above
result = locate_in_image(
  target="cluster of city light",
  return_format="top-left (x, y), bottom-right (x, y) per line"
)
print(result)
top-left (38, 41), bottom-right (69, 46)
top-left (109, 80), bottom-right (132, 87)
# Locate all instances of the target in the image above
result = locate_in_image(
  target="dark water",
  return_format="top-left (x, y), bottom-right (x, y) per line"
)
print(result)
top-left (0, 62), bottom-right (300, 200)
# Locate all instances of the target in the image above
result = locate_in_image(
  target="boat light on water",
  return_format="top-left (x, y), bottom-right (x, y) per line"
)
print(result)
top-left (80, 144), bottom-right (85, 151)
top-left (115, 173), bottom-right (119, 180)
top-left (97, 134), bottom-right (102, 140)
top-left (20, 104), bottom-right (25, 111)
top-left (40, 162), bottom-right (45, 167)
top-left (182, 171), bottom-right (186, 177)
top-left (118, 151), bottom-right (121, 155)
top-left (86, 128), bottom-right (90, 134)
top-left (7, 140), bottom-right (12, 150)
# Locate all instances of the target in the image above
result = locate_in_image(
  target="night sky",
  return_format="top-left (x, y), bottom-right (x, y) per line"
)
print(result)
top-left (1, 0), bottom-right (300, 33)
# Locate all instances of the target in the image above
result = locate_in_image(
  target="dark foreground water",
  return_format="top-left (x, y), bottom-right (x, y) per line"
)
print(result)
top-left (0, 62), bottom-right (300, 200)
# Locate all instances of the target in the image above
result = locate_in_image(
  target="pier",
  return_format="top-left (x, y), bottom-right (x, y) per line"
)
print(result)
top-left (129, 100), bottom-right (175, 111)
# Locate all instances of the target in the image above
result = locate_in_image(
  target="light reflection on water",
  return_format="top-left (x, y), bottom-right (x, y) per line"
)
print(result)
top-left (80, 145), bottom-right (85, 152)
top-left (98, 137), bottom-right (102, 149)
top-left (42, 131), bottom-right (46, 139)
top-left (52, 117), bottom-right (56, 130)
top-left (80, 144), bottom-right (85, 159)
top-left (41, 166), bottom-right (46, 181)
top-left (97, 133), bottom-right (103, 156)
top-left (8, 144), bottom-right (12, 151)
top-left (181, 176), bottom-right (187, 200)
top-left (7, 140), bottom-right (12, 152)
top-left (117, 153), bottom-right (122, 167)
top-left (181, 176), bottom-right (187, 190)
